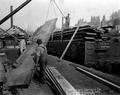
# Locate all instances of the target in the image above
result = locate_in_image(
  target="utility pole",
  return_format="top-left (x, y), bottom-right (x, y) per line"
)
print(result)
top-left (0, 0), bottom-right (32, 25)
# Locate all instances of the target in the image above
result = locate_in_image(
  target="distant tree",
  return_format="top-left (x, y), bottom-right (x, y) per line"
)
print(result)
top-left (90, 16), bottom-right (100, 26)
top-left (113, 18), bottom-right (120, 25)
top-left (75, 18), bottom-right (87, 26)
top-left (110, 10), bottom-right (120, 26)
top-left (101, 15), bottom-right (106, 26)
top-left (118, 10), bottom-right (120, 17)
top-left (110, 11), bottom-right (119, 20)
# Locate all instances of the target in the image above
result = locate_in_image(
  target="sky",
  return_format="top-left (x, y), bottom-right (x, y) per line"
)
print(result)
top-left (0, 0), bottom-right (120, 31)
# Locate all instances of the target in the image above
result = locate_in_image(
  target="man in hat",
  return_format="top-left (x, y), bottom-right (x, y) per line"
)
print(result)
top-left (19, 39), bottom-right (26, 54)
top-left (34, 39), bottom-right (47, 84)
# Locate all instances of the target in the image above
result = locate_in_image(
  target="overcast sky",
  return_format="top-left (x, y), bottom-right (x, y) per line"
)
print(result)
top-left (0, 0), bottom-right (120, 31)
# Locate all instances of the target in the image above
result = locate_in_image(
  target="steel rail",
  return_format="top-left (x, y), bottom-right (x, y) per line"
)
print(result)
top-left (45, 67), bottom-right (66, 95)
top-left (76, 66), bottom-right (120, 93)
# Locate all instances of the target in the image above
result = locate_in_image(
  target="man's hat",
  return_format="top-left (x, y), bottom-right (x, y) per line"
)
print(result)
top-left (36, 39), bottom-right (42, 44)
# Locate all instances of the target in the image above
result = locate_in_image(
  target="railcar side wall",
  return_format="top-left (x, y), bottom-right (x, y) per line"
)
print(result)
top-left (47, 40), bottom-right (96, 65)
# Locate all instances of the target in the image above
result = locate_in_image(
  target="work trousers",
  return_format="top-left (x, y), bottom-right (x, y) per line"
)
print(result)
top-left (33, 54), bottom-right (47, 84)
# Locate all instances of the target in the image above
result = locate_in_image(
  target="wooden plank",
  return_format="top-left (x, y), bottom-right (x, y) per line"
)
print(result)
top-left (0, 53), bottom-right (6, 83)
top-left (49, 67), bottom-right (80, 95)
top-left (16, 45), bottom-right (35, 64)
top-left (0, 62), bottom-right (5, 83)
top-left (6, 55), bottom-right (35, 87)
top-left (15, 45), bottom-right (36, 67)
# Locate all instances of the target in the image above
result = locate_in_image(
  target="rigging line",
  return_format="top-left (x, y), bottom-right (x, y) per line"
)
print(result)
top-left (45, 0), bottom-right (52, 22)
top-left (52, 0), bottom-right (65, 17)
top-left (52, 2), bottom-right (57, 18)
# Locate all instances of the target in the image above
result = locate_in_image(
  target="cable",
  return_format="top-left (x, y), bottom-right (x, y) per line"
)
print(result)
top-left (52, 2), bottom-right (57, 18)
top-left (45, 0), bottom-right (65, 21)
top-left (52, 0), bottom-right (65, 17)
top-left (45, 0), bottom-right (52, 21)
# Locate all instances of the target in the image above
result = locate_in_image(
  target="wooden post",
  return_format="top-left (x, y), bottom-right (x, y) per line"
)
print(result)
top-left (51, 31), bottom-right (54, 41)
top-left (61, 17), bottom-right (64, 40)
top-left (60, 26), bottom-right (79, 60)
top-left (0, 0), bottom-right (32, 25)
top-left (10, 6), bottom-right (13, 28)
top-left (61, 30), bottom-right (63, 40)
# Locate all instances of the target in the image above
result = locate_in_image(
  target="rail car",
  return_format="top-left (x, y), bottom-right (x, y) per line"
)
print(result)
top-left (95, 30), bottom-right (120, 74)
top-left (47, 25), bottom-right (120, 74)
top-left (47, 25), bottom-right (98, 65)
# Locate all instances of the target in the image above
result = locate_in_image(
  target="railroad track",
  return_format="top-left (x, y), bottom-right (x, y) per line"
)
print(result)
top-left (46, 66), bottom-right (79, 95)
top-left (1, 67), bottom-right (66, 95)
top-left (45, 67), bottom-right (66, 95)
top-left (75, 66), bottom-right (120, 93)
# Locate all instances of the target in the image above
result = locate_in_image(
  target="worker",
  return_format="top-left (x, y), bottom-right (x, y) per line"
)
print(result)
top-left (35, 39), bottom-right (47, 84)
top-left (65, 13), bottom-right (70, 28)
top-left (19, 39), bottom-right (26, 54)
top-left (2, 40), bottom-right (6, 48)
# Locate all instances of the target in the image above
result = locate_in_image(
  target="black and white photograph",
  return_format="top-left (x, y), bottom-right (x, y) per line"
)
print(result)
top-left (0, 0), bottom-right (120, 95)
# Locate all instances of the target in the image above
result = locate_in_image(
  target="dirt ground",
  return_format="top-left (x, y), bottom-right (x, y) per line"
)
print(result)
top-left (1, 48), bottom-right (119, 95)
top-left (47, 55), bottom-right (120, 95)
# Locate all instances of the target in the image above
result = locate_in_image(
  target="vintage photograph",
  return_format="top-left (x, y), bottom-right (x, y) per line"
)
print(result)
top-left (0, 0), bottom-right (120, 95)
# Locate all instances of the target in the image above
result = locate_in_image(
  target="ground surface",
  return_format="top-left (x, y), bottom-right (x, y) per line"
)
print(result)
top-left (0, 47), bottom-right (54, 95)
top-left (1, 47), bottom-right (120, 95)
top-left (47, 55), bottom-right (120, 95)
top-left (20, 80), bottom-right (53, 95)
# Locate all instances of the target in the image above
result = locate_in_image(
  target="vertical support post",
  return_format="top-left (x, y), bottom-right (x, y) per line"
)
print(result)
top-left (51, 31), bottom-right (54, 41)
top-left (0, 0), bottom-right (32, 25)
top-left (61, 29), bottom-right (63, 41)
top-left (10, 6), bottom-right (13, 28)
top-left (62, 17), bottom-right (64, 29)
top-left (60, 26), bottom-right (79, 60)
top-left (61, 17), bottom-right (64, 40)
